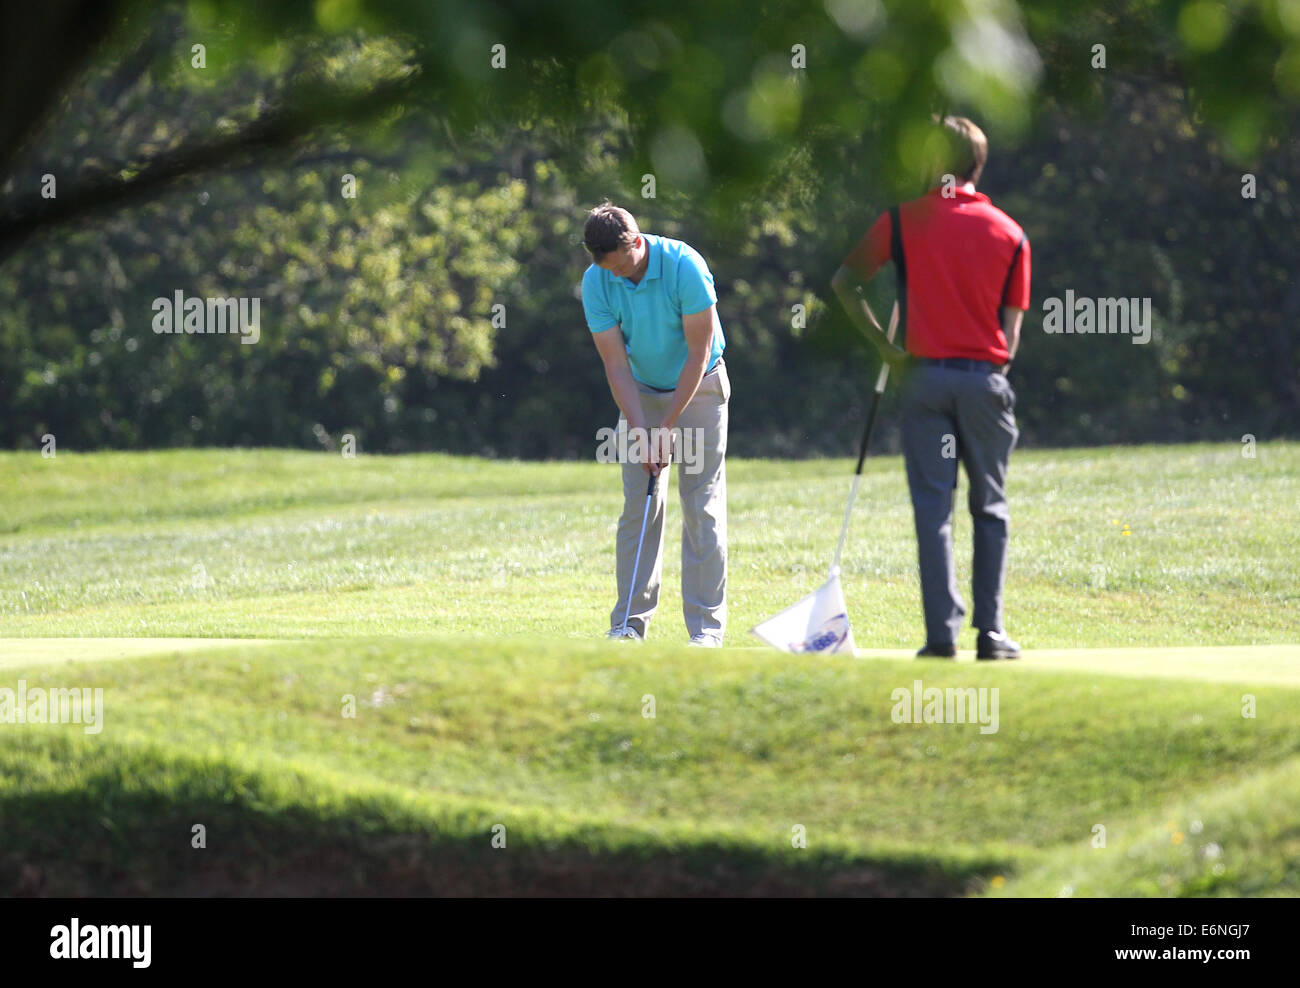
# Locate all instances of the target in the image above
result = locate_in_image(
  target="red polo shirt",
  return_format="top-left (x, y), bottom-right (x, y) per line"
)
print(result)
top-left (843, 184), bottom-right (1030, 363)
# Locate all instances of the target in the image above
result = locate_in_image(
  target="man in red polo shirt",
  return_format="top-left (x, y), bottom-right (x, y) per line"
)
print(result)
top-left (831, 116), bottom-right (1029, 660)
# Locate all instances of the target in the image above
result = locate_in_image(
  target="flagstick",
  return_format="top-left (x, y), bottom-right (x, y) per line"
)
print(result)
top-left (832, 301), bottom-right (900, 576)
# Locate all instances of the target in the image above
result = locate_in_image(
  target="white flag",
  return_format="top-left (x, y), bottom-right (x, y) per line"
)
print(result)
top-left (751, 567), bottom-right (856, 654)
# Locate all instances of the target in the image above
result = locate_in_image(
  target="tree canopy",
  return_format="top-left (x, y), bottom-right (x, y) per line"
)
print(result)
top-left (1, 0), bottom-right (1297, 453)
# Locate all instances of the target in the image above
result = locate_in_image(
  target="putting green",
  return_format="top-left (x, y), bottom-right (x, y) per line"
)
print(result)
top-left (853, 643), bottom-right (1300, 686)
top-left (1, 637), bottom-right (1296, 688)
top-left (0, 637), bottom-right (278, 669)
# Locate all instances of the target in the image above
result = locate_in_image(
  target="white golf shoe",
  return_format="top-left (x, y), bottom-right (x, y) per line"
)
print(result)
top-left (687, 634), bottom-right (722, 648)
top-left (606, 626), bottom-right (644, 641)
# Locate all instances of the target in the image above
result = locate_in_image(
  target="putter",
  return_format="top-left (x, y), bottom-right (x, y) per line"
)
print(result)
top-left (619, 468), bottom-right (659, 637)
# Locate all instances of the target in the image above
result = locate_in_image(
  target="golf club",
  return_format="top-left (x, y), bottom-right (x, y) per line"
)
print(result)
top-left (619, 468), bottom-right (658, 636)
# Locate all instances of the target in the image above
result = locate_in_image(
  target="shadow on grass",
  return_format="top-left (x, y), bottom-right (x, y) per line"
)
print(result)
top-left (0, 747), bottom-right (1008, 897)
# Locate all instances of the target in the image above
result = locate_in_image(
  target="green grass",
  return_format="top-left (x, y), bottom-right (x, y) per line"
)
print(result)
top-left (0, 444), bottom-right (1297, 895)
top-left (1, 443), bottom-right (1296, 645)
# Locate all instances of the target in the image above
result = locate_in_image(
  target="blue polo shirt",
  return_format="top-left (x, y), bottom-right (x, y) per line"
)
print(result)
top-left (581, 234), bottom-right (725, 390)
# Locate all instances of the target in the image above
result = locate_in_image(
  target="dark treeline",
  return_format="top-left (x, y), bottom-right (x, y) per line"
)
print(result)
top-left (2, 6), bottom-right (1296, 457)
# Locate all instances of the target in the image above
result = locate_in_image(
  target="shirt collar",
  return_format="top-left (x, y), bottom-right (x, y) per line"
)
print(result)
top-left (640, 235), bottom-right (663, 282)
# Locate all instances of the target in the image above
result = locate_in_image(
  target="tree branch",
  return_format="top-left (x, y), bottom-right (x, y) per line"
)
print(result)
top-left (0, 0), bottom-right (130, 180)
top-left (0, 73), bottom-right (421, 264)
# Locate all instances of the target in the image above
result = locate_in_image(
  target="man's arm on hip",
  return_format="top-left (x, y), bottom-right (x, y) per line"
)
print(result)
top-left (831, 265), bottom-right (908, 369)
top-left (1000, 306), bottom-right (1025, 368)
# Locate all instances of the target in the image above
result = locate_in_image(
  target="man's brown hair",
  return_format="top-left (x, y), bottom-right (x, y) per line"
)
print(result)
top-left (941, 116), bottom-right (988, 186)
top-left (582, 202), bottom-right (640, 262)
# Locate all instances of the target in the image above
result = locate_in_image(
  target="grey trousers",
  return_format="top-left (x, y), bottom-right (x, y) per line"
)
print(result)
top-left (899, 363), bottom-right (1018, 645)
top-left (610, 362), bottom-right (730, 641)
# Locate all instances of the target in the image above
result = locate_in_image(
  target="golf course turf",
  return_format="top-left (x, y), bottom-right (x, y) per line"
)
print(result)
top-left (1, 444), bottom-right (1296, 896)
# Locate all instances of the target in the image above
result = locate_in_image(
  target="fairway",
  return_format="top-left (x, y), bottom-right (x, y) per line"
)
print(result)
top-left (1, 446), bottom-right (1297, 897)
top-left (2, 444), bottom-right (1297, 646)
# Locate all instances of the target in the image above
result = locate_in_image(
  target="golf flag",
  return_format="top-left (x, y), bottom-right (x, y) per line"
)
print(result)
top-left (751, 567), bottom-right (857, 654)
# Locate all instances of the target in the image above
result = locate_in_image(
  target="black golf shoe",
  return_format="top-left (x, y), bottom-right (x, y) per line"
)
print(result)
top-left (916, 642), bottom-right (957, 659)
top-left (977, 630), bottom-right (1020, 660)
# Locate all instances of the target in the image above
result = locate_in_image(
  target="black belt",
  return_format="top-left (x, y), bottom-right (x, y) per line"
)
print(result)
top-left (917, 357), bottom-right (1000, 372)
top-left (643, 357), bottom-right (725, 393)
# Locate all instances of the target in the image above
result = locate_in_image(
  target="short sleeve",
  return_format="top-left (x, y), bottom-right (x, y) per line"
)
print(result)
top-left (843, 211), bottom-right (891, 281)
top-left (675, 248), bottom-right (717, 316)
top-left (581, 266), bottom-right (619, 333)
top-left (1002, 236), bottom-right (1031, 309)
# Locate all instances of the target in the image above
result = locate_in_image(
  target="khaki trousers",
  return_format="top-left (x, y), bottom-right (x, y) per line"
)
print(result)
top-left (610, 361), bottom-right (730, 641)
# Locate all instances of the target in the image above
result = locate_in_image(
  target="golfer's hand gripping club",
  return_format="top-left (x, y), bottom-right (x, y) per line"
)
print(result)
top-left (644, 426), bottom-right (673, 477)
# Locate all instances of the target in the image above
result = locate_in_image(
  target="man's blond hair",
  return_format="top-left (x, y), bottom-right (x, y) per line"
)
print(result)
top-left (940, 116), bottom-right (988, 186)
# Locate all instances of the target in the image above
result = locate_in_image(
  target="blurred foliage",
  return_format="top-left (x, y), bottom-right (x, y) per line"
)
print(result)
top-left (0, 0), bottom-right (1297, 453)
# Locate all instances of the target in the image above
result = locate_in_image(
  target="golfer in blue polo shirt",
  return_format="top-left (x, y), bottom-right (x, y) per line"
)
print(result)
top-left (580, 202), bottom-right (729, 646)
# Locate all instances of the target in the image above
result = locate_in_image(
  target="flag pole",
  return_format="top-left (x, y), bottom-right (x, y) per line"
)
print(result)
top-left (831, 300), bottom-right (899, 575)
